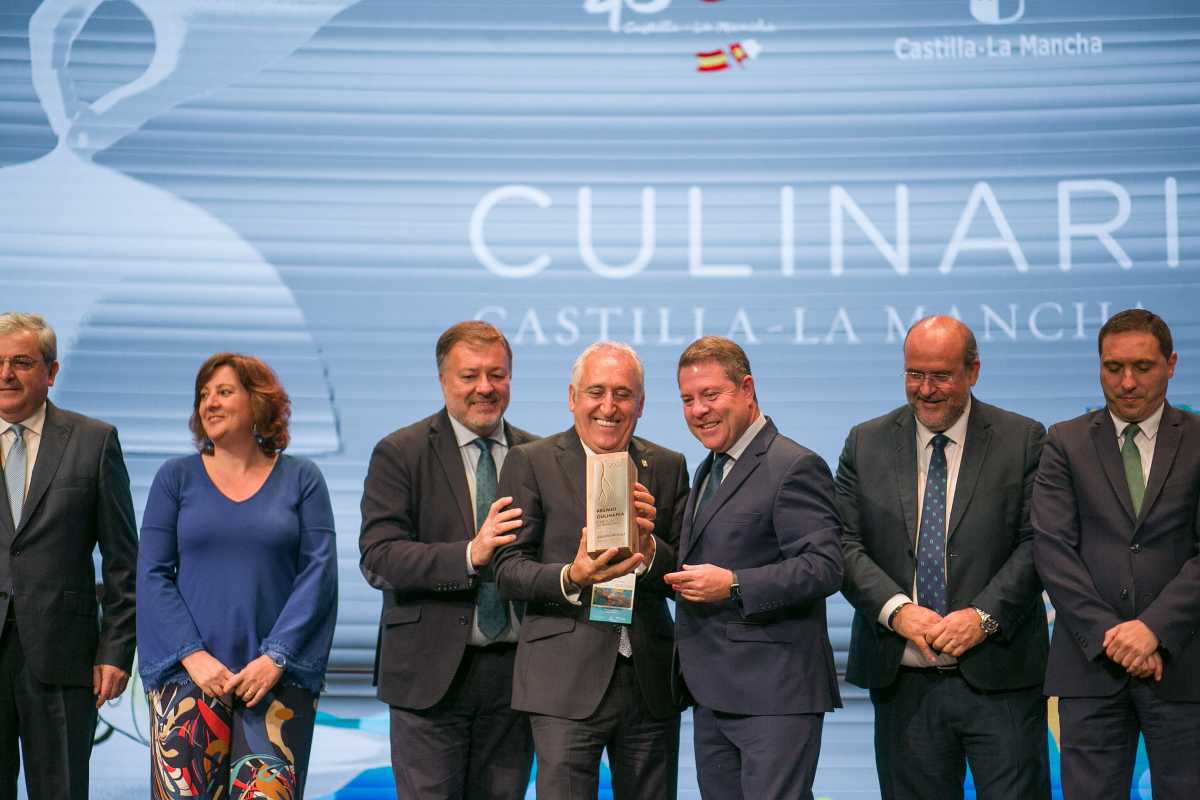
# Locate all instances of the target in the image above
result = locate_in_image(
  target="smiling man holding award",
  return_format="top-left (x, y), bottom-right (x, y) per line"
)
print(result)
top-left (494, 341), bottom-right (689, 799)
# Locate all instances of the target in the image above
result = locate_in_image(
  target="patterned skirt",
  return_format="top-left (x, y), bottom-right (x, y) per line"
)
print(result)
top-left (148, 681), bottom-right (318, 799)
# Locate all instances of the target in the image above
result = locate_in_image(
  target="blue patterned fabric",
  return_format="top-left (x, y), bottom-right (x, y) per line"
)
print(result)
top-left (916, 434), bottom-right (949, 616)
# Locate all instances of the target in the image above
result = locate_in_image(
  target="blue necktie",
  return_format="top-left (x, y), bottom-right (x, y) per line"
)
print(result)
top-left (696, 452), bottom-right (730, 518)
top-left (473, 438), bottom-right (509, 640)
top-left (5, 424), bottom-right (26, 528)
top-left (916, 434), bottom-right (949, 617)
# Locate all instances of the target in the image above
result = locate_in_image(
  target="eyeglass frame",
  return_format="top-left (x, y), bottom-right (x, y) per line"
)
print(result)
top-left (903, 369), bottom-right (961, 386)
top-left (0, 355), bottom-right (49, 373)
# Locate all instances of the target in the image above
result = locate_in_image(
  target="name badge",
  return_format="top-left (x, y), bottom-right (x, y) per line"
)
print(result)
top-left (588, 572), bottom-right (636, 625)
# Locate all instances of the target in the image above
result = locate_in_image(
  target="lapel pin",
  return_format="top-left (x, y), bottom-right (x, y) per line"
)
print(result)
top-left (641, 459), bottom-right (648, 468)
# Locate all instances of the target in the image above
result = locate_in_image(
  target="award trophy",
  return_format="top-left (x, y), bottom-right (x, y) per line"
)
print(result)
top-left (585, 451), bottom-right (638, 559)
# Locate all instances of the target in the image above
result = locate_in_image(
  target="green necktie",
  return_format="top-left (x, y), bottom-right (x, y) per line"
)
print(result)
top-left (473, 438), bottom-right (509, 640)
top-left (1121, 423), bottom-right (1145, 517)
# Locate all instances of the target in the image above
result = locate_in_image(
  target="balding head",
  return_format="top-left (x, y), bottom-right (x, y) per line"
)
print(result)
top-left (903, 316), bottom-right (980, 433)
top-left (903, 316), bottom-right (977, 367)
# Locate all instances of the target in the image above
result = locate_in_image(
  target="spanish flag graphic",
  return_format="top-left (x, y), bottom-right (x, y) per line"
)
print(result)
top-left (696, 49), bottom-right (729, 72)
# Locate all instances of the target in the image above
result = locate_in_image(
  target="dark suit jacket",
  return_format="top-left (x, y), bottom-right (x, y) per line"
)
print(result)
top-left (837, 399), bottom-right (1048, 691)
top-left (493, 428), bottom-right (687, 721)
top-left (1033, 403), bottom-right (1200, 701)
top-left (674, 417), bottom-right (843, 716)
top-left (0, 401), bottom-right (137, 686)
top-left (359, 408), bottom-right (537, 710)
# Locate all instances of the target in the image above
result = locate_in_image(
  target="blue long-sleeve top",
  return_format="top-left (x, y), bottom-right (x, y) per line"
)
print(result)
top-left (136, 454), bottom-right (338, 695)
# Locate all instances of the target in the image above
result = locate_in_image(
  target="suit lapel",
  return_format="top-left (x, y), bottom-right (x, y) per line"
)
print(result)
top-left (680, 456), bottom-right (709, 561)
top-left (947, 401), bottom-right (991, 543)
top-left (554, 429), bottom-right (587, 511)
top-left (430, 409), bottom-right (475, 537)
top-left (1138, 404), bottom-right (1183, 529)
top-left (629, 438), bottom-right (651, 489)
top-left (891, 412), bottom-right (919, 546)
top-left (1089, 412), bottom-right (1137, 526)
top-left (686, 419), bottom-right (772, 554)
top-left (17, 402), bottom-right (71, 536)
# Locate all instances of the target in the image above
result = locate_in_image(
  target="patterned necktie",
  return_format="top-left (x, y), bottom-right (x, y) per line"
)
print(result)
top-left (1122, 423), bottom-right (1145, 517)
top-left (696, 452), bottom-right (730, 518)
top-left (473, 438), bottom-right (509, 640)
top-left (5, 423), bottom-right (26, 528)
top-left (916, 434), bottom-right (950, 617)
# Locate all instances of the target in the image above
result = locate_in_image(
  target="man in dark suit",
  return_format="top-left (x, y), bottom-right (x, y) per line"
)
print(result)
top-left (359, 320), bottom-right (535, 799)
top-left (666, 336), bottom-right (843, 800)
top-left (0, 312), bottom-right (137, 800)
top-left (494, 341), bottom-right (688, 799)
top-left (836, 316), bottom-right (1050, 800)
top-left (1033, 308), bottom-right (1200, 799)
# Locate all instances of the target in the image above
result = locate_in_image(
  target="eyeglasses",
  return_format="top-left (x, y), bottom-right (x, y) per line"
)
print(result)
top-left (0, 356), bottom-right (42, 373)
top-left (903, 369), bottom-right (957, 386)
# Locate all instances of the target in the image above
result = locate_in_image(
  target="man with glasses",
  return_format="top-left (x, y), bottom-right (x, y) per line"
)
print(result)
top-left (837, 316), bottom-right (1050, 799)
top-left (359, 320), bottom-right (535, 799)
top-left (1034, 309), bottom-right (1200, 798)
top-left (0, 312), bottom-right (138, 800)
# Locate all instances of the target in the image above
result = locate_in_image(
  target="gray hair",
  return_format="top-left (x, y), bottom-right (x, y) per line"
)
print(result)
top-left (570, 341), bottom-right (644, 394)
top-left (0, 312), bottom-right (57, 363)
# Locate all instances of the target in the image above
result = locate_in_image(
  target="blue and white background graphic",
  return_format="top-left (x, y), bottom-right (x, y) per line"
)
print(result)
top-left (1, 0), bottom-right (1197, 796)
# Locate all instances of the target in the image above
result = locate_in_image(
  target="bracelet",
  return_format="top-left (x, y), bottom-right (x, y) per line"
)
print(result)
top-left (887, 602), bottom-right (911, 629)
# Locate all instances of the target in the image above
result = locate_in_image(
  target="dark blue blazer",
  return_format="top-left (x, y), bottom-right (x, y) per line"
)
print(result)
top-left (1033, 403), bottom-right (1200, 701)
top-left (673, 417), bottom-right (843, 716)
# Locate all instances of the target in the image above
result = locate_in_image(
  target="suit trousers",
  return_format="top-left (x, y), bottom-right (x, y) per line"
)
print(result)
top-left (389, 643), bottom-right (532, 800)
top-left (529, 657), bottom-right (680, 800)
top-left (1059, 682), bottom-right (1200, 800)
top-left (871, 667), bottom-right (1049, 800)
top-left (692, 704), bottom-right (823, 800)
top-left (0, 617), bottom-right (96, 800)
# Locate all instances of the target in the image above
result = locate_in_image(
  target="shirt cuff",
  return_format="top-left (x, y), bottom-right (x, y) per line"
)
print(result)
top-left (634, 537), bottom-right (656, 577)
top-left (465, 541), bottom-right (478, 577)
top-left (880, 594), bottom-right (913, 630)
top-left (559, 564), bottom-right (583, 606)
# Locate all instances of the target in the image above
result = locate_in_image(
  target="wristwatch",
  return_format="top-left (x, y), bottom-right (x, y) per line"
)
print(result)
top-left (729, 572), bottom-right (741, 601)
top-left (974, 607), bottom-right (999, 636)
top-left (268, 651), bottom-right (287, 670)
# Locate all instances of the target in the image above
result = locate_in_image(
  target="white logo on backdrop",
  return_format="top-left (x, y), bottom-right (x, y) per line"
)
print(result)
top-left (584, 0), bottom-right (672, 33)
top-left (970, 0), bottom-right (1026, 25)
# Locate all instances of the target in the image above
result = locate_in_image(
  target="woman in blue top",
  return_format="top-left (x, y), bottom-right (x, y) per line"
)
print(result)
top-left (137, 352), bottom-right (337, 799)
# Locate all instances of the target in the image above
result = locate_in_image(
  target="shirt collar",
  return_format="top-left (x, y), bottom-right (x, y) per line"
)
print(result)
top-left (722, 412), bottom-right (767, 462)
top-left (447, 412), bottom-right (507, 449)
top-left (1, 402), bottom-right (46, 439)
top-left (915, 396), bottom-right (971, 450)
top-left (1110, 402), bottom-right (1164, 441)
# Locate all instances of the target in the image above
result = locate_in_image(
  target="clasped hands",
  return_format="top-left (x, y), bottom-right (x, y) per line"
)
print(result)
top-left (891, 604), bottom-right (987, 662)
top-left (567, 483), bottom-right (657, 588)
top-left (181, 650), bottom-right (283, 707)
top-left (1103, 619), bottom-right (1162, 681)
